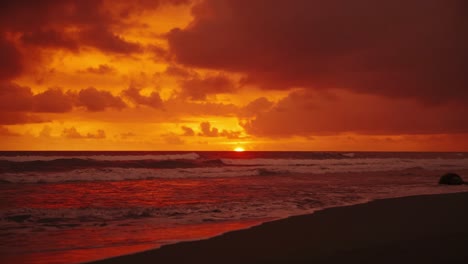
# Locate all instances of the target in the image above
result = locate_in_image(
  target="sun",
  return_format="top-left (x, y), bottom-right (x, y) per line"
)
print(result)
top-left (234, 147), bottom-right (245, 152)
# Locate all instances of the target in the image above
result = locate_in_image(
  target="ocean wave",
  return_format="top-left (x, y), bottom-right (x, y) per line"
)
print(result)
top-left (0, 167), bottom-right (262, 183)
top-left (221, 158), bottom-right (321, 166)
top-left (0, 158), bottom-right (205, 174)
top-left (2, 157), bottom-right (468, 183)
top-left (0, 152), bottom-right (200, 162)
top-left (4, 154), bottom-right (466, 183)
top-left (221, 157), bottom-right (468, 168)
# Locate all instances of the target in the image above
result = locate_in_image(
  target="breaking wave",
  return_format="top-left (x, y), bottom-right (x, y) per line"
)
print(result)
top-left (2, 157), bottom-right (468, 184)
top-left (0, 152), bottom-right (200, 162)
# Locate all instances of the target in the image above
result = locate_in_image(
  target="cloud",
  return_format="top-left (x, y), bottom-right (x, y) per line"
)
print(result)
top-left (163, 133), bottom-right (185, 144)
top-left (198, 121), bottom-right (242, 138)
top-left (122, 86), bottom-right (163, 108)
top-left (0, 0), bottom-right (106, 31)
top-left (112, 0), bottom-right (191, 17)
top-left (62, 127), bottom-right (106, 139)
top-left (0, 36), bottom-right (23, 81)
top-left (168, 0), bottom-right (468, 104)
top-left (83, 64), bottom-right (116, 74)
top-left (21, 29), bottom-right (79, 51)
top-left (0, 0), bottom-right (191, 60)
top-left (219, 130), bottom-right (241, 139)
top-left (39, 125), bottom-right (53, 138)
top-left (0, 82), bottom-right (33, 111)
top-left (0, 126), bottom-right (20, 137)
top-left (180, 74), bottom-right (236, 100)
top-left (0, 112), bottom-right (46, 125)
top-left (0, 0), bottom-right (191, 30)
top-left (165, 65), bottom-right (193, 78)
top-left (0, 82), bottom-right (126, 115)
top-left (79, 26), bottom-right (142, 54)
top-left (77, 87), bottom-right (126, 111)
top-left (33, 89), bottom-right (74, 113)
top-left (199, 121), bottom-right (219, 137)
top-left (164, 97), bottom-right (238, 116)
top-left (181, 126), bottom-right (195, 136)
top-left (240, 97), bottom-right (274, 117)
top-left (120, 132), bottom-right (136, 139)
top-left (242, 89), bottom-right (468, 137)
top-left (148, 45), bottom-right (171, 61)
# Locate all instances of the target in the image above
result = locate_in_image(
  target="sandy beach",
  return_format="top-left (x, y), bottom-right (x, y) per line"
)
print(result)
top-left (91, 191), bottom-right (468, 264)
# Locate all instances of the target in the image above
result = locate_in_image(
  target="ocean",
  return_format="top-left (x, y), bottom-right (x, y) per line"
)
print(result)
top-left (1, 151), bottom-right (468, 263)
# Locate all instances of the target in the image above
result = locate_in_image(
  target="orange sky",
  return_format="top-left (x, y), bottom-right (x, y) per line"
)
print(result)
top-left (1, 0), bottom-right (467, 151)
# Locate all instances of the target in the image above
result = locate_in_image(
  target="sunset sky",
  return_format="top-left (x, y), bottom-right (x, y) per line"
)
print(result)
top-left (1, 0), bottom-right (467, 151)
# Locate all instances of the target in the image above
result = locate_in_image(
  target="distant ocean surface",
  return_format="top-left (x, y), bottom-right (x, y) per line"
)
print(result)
top-left (1, 151), bottom-right (468, 264)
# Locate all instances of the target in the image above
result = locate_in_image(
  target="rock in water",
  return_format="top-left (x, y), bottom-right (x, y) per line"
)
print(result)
top-left (438, 173), bottom-right (464, 185)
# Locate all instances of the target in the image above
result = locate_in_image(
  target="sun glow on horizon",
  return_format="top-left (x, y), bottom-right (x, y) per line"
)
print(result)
top-left (234, 147), bottom-right (245, 152)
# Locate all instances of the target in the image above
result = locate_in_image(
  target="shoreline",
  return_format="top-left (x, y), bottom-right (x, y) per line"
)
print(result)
top-left (91, 191), bottom-right (468, 264)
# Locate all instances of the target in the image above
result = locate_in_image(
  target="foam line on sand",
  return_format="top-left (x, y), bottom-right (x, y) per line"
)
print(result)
top-left (91, 192), bottom-right (468, 264)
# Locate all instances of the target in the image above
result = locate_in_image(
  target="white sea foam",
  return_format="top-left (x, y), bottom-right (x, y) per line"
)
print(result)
top-left (2, 182), bottom-right (467, 230)
top-left (222, 157), bottom-right (468, 169)
top-left (0, 167), bottom-right (261, 183)
top-left (2, 156), bottom-right (468, 263)
top-left (2, 158), bottom-right (468, 183)
top-left (0, 152), bottom-right (200, 162)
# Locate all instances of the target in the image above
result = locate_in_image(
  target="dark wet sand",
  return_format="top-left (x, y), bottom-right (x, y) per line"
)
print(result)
top-left (92, 192), bottom-right (468, 264)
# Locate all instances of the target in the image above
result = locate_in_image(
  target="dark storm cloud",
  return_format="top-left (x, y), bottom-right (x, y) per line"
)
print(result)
top-left (0, 0), bottom-right (191, 57)
top-left (241, 90), bottom-right (468, 136)
top-left (20, 29), bottom-right (79, 51)
top-left (0, 36), bottom-right (23, 81)
top-left (168, 0), bottom-right (468, 104)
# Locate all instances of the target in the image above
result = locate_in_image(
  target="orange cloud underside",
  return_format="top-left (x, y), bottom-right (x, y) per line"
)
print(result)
top-left (1, 0), bottom-right (467, 151)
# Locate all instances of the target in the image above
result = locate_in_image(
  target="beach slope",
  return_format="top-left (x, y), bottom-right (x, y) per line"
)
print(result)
top-left (93, 192), bottom-right (468, 264)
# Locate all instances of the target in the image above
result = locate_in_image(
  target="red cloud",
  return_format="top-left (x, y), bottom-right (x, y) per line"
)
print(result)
top-left (0, 82), bottom-right (126, 115)
top-left (122, 86), bottom-right (163, 108)
top-left (33, 89), bottom-right (74, 113)
top-left (62, 127), bottom-right (106, 139)
top-left (0, 82), bottom-right (33, 111)
top-left (21, 29), bottom-right (79, 51)
top-left (180, 74), bottom-right (236, 100)
top-left (240, 97), bottom-right (274, 118)
top-left (0, 0), bottom-right (193, 83)
top-left (181, 126), bottom-right (195, 136)
top-left (168, 0), bottom-right (468, 104)
top-left (0, 36), bottom-right (23, 81)
top-left (78, 87), bottom-right (126, 111)
top-left (0, 126), bottom-right (20, 137)
top-left (0, 0), bottom-right (191, 61)
top-left (198, 121), bottom-right (241, 138)
top-left (163, 133), bottom-right (185, 145)
top-left (199, 122), bottom-right (219, 137)
top-left (165, 65), bottom-right (193, 78)
top-left (83, 64), bottom-right (116, 74)
top-left (242, 90), bottom-right (468, 137)
top-left (79, 26), bottom-right (142, 54)
top-left (0, 112), bottom-right (46, 125)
